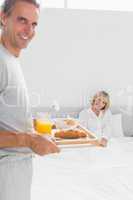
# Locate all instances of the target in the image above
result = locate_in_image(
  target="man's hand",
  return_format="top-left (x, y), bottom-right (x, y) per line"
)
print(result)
top-left (0, 131), bottom-right (60, 156)
top-left (28, 134), bottom-right (60, 156)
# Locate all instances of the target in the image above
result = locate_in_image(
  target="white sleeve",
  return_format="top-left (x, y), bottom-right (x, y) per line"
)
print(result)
top-left (101, 110), bottom-right (112, 140)
top-left (0, 60), bottom-right (8, 93)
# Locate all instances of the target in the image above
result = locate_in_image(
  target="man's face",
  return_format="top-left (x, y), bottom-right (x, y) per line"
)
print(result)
top-left (1, 1), bottom-right (39, 54)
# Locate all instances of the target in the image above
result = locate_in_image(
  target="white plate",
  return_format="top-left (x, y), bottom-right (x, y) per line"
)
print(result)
top-left (53, 118), bottom-right (78, 129)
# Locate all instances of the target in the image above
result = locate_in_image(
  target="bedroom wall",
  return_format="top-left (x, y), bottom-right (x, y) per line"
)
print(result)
top-left (68, 0), bottom-right (133, 11)
top-left (20, 8), bottom-right (133, 114)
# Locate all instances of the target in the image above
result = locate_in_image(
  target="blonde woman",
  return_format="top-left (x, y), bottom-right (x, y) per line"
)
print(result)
top-left (79, 91), bottom-right (112, 147)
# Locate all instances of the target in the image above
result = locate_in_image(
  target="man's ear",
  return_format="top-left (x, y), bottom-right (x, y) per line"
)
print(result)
top-left (0, 11), bottom-right (7, 26)
top-left (0, 11), bottom-right (2, 26)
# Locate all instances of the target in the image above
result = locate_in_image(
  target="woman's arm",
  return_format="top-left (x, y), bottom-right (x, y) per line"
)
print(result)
top-left (98, 137), bottom-right (108, 147)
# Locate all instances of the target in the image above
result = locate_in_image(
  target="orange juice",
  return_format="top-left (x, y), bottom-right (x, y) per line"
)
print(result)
top-left (35, 119), bottom-right (52, 134)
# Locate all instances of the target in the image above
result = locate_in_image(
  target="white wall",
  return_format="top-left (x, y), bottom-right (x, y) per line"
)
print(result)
top-left (21, 8), bottom-right (133, 109)
top-left (1, 0), bottom-right (133, 11)
top-left (68, 0), bottom-right (133, 11)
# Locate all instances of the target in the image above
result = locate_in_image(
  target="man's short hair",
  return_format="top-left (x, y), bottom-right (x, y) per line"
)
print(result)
top-left (0, 0), bottom-right (40, 27)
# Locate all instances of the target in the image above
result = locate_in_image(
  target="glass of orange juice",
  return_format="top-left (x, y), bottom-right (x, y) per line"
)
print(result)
top-left (34, 119), bottom-right (53, 135)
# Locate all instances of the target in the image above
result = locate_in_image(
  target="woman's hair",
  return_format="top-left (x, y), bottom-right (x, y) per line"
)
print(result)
top-left (91, 90), bottom-right (110, 111)
top-left (0, 0), bottom-right (40, 26)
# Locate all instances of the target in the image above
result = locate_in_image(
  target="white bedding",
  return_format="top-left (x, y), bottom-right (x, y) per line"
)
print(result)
top-left (31, 137), bottom-right (133, 200)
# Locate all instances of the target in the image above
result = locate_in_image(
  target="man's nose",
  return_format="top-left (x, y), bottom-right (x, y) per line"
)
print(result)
top-left (24, 24), bottom-right (34, 35)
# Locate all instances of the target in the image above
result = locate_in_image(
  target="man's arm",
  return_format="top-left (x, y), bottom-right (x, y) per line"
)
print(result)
top-left (0, 131), bottom-right (60, 155)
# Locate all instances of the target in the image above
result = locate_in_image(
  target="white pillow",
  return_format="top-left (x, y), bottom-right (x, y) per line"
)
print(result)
top-left (111, 114), bottom-right (124, 137)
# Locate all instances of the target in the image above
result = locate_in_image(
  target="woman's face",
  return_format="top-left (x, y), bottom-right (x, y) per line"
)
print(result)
top-left (93, 96), bottom-right (107, 111)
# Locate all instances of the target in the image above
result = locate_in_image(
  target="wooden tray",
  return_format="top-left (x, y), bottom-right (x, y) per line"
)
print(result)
top-left (53, 125), bottom-right (98, 147)
top-left (55, 137), bottom-right (98, 146)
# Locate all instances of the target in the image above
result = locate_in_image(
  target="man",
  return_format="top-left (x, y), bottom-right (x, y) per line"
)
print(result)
top-left (0, 0), bottom-right (60, 200)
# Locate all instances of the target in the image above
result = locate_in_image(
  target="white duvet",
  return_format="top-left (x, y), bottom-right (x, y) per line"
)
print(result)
top-left (31, 137), bottom-right (133, 200)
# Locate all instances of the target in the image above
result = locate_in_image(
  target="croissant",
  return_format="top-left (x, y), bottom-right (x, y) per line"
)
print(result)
top-left (54, 129), bottom-right (87, 139)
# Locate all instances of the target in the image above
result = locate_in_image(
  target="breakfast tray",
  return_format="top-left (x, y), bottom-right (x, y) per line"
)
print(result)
top-left (53, 125), bottom-right (98, 148)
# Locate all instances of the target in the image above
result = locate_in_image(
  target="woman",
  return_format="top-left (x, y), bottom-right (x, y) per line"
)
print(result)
top-left (79, 91), bottom-right (112, 147)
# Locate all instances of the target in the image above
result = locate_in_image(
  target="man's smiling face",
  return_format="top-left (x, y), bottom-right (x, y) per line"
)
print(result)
top-left (1, 1), bottom-right (39, 55)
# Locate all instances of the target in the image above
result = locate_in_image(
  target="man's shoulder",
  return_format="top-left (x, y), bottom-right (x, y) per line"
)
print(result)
top-left (0, 44), bottom-right (15, 72)
top-left (0, 44), bottom-right (8, 62)
top-left (0, 51), bottom-right (8, 71)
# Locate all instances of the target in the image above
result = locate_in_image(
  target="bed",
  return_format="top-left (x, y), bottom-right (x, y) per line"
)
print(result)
top-left (31, 137), bottom-right (133, 200)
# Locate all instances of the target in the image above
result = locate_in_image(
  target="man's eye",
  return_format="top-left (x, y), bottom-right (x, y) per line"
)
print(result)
top-left (17, 17), bottom-right (27, 24)
top-left (32, 23), bottom-right (37, 29)
top-left (20, 19), bottom-right (26, 24)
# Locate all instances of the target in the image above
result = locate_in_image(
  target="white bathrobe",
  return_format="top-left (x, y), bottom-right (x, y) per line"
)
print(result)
top-left (79, 108), bottom-right (112, 139)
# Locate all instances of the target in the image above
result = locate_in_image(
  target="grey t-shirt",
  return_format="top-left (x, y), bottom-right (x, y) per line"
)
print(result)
top-left (0, 44), bottom-right (34, 156)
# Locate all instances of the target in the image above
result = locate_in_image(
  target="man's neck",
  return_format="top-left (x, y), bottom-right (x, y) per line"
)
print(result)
top-left (1, 35), bottom-right (20, 57)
